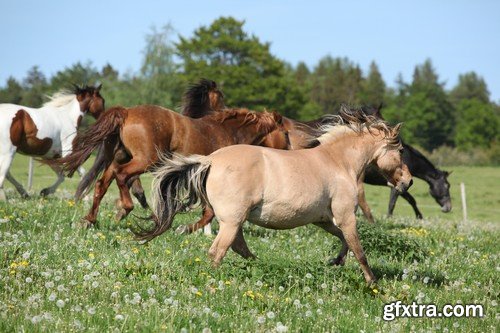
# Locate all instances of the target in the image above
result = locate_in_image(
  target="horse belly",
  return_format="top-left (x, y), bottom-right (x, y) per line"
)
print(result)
top-left (248, 198), bottom-right (332, 229)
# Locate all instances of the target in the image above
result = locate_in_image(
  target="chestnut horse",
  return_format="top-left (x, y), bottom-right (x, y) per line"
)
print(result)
top-left (54, 102), bottom-right (289, 227)
top-left (0, 85), bottom-right (105, 200)
top-left (145, 108), bottom-right (412, 284)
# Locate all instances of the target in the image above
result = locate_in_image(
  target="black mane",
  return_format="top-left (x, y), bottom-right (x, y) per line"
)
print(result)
top-left (181, 79), bottom-right (223, 118)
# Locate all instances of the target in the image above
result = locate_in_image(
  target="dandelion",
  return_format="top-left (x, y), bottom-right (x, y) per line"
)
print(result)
top-left (31, 315), bottom-right (42, 324)
top-left (196, 291), bottom-right (203, 297)
top-left (305, 310), bottom-right (312, 317)
top-left (48, 293), bottom-right (57, 301)
top-left (423, 277), bottom-right (430, 284)
top-left (305, 273), bottom-right (313, 279)
top-left (87, 307), bottom-right (96, 315)
top-left (320, 283), bottom-right (327, 289)
top-left (25, 277), bottom-right (33, 283)
top-left (276, 322), bottom-right (288, 332)
top-left (372, 288), bottom-right (379, 294)
top-left (147, 288), bottom-right (155, 296)
top-left (45, 281), bottom-right (55, 289)
top-left (317, 298), bottom-right (324, 305)
top-left (402, 284), bottom-right (410, 291)
top-left (115, 314), bottom-right (124, 321)
top-left (255, 280), bottom-right (263, 287)
top-left (293, 299), bottom-right (301, 307)
top-left (267, 311), bottom-right (276, 319)
top-left (92, 281), bottom-right (99, 288)
top-left (88, 252), bottom-right (95, 259)
top-left (278, 286), bottom-right (285, 292)
top-left (202, 328), bottom-right (211, 333)
top-left (257, 316), bottom-right (266, 324)
top-left (132, 248), bottom-right (139, 254)
top-left (304, 286), bottom-right (311, 293)
top-left (56, 299), bottom-right (65, 308)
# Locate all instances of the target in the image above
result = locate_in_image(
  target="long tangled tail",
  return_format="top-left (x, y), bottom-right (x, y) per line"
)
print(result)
top-left (134, 153), bottom-right (211, 242)
top-left (74, 142), bottom-right (107, 200)
top-left (54, 106), bottom-right (126, 177)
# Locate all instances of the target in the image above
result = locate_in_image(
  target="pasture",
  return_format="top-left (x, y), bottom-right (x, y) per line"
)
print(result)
top-left (1, 155), bottom-right (499, 332)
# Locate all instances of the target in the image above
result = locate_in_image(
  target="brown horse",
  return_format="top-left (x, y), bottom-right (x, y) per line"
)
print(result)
top-left (0, 85), bottom-right (104, 200)
top-left (146, 107), bottom-right (412, 284)
top-left (53, 100), bottom-right (290, 227)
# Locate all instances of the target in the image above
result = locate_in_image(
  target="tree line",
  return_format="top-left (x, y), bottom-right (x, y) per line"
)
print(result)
top-left (1, 17), bottom-right (498, 159)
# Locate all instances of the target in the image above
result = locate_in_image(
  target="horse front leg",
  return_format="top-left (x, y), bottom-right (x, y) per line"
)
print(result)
top-left (176, 206), bottom-right (215, 234)
top-left (400, 191), bottom-right (423, 219)
top-left (0, 151), bottom-right (16, 201)
top-left (40, 165), bottom-right (64, 197)
top-left (332, 198), bottom-right (376, 285)
top-left (314, 221), bottom-right (348, 266)
top-left (6, 172), bottom-right (29, 198)
top-left (357, 181), bottom-right (375, 223)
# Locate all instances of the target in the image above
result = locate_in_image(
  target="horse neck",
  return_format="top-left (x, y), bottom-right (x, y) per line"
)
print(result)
top-left (403, 144), bottom-right (440, 182)
top-left (222, 116), bottom-right (274, 144)
top-left (53, 97), bottom-right (84, 129)
top-left (321, 130), bottom-right (385, 180)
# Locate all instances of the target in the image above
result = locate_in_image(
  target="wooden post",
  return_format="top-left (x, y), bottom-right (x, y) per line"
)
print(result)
top-left (27, 157), bottom-right (34, 191)
top-left (460, 182), bottom-right (467, 223)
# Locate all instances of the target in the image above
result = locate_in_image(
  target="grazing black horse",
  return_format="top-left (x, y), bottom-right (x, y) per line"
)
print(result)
top-left (357, 105), bottom-right (452, 222)
top-left (360, 143), bottom-right (452, 221)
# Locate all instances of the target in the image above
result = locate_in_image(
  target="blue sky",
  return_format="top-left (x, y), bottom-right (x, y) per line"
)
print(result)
top-left (1, 0), bottom-right (499, 101)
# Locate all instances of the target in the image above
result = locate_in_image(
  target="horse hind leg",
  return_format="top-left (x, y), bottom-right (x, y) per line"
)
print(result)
top-left (114, 159), bottom-right (148, 221)
top-left (40, 165), bottom-right (64, 197)
top-left (314, 221), bottom-right (348, 266)
top-left (6, 172), bottom-right (29, 198)
top-left (176, 206), bottom-right (215, 234)
top-left (231, 227), bottom-right (256, 259)
top-left (83, 163), bottom-right (116, 227)
top-left (208, 220), bottom-right (242, 266)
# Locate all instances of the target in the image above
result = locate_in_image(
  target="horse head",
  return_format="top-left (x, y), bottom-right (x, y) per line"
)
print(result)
top-left (74, 84), bottom-right (105, 119)
top-left (372, 123), bottom-right (413, 193)
top-left (429, 170), bottom-right (452, 212)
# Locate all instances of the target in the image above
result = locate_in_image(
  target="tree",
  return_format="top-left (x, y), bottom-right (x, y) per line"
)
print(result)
top-left (21, 66), bottom-right (48, 107)
top-left (50, 61), bottom-right (100, 92)
top-left (177, 17), bottom-right (306, 118)
top-left (360, 61), bottom-right (386, 107)
top-left (0, 77), bottom-right (23, 104)
top-left (454, 99), bottom-right (498, 150)
top-left (309, 56), bottom-right (363, 114)
top-left (393, 59), bottom-right (455, 150)
top-left (140, 24), bottom-right (181, 107)
top-left (450, 72), bottom-right (490, 106)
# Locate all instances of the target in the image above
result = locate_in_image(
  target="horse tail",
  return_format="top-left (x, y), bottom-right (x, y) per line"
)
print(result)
top-left (74, 142), bottom-right (107, 200)
top-left (57, 106), bottom-right (127, 177)
top-left (134, 153), bottom-right (211, 242)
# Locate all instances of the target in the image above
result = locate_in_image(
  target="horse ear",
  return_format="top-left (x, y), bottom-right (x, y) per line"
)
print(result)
top-left (444, 170), bottom-right (452, 177)
top-left (96, 83), bottom-right (102, 92)
top-left (272, 112), bottom-right (283, 125)
top-left (392, 122), bottom-right (403, 135)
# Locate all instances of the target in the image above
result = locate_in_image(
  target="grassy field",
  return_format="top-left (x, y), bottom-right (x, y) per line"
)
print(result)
top-left (1, 155), bottom-right (499, 332)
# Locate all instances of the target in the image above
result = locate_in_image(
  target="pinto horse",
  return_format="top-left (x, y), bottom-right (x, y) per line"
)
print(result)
top-left (145, 108), bottom-right (412, 284)
top-left (0, 85), bottom-right (105, 200)
top-left (53, 102), bottom-right (289, 227)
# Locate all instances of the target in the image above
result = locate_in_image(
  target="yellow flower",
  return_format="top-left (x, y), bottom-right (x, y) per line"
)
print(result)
top-left (96, 232), bottom-right (106, 240)
top-left (165, 250), bottom-right (171, 255)
top-left (88, 252), bottom-right (95, 259)
top-left (132, 248), bottom-right (139, 254)
top-left (195, 291), bottom-right (202, 297)
top-left (9, 262), bottom-right (18, 269)
top-left (194, 257), bottom-right (201, 262)
top-left (372, 288), bottom-right (379, 294)
top-left (19, 260), bottom-right (29, 267)
top-left (67, 200), bottom-right (75, 207)
top-left (224, 280), bottom-right (231, 285)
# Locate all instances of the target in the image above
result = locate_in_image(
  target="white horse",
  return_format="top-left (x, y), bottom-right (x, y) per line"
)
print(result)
top-left (0, 85), bottom-right (105, 200)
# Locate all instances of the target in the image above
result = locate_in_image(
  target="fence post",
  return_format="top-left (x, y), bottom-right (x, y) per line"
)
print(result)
top-left (27, 157), bottom-right (34, 191)
top-left (460, 182), bottom-right (467, 223)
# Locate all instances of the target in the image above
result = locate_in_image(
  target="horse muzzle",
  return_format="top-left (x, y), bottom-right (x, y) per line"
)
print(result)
top-left (441, 201), bottom-right (452, 213)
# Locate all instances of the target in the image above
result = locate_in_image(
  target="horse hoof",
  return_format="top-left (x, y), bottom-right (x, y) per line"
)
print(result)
top-left (175, 225), bottom-right (189, 234)
top-left (328, 256), bottom-right (346, 266)
top-left (21, 193), bottom-right (30, 199)
top-left (115, 208), bottom-right (128, 221)
top-left (79, 218), bottom-right (96, 229)
top-left (114, 198), bottom-right (123, 209)
top-left (40, 189), bottom-right (51, 197)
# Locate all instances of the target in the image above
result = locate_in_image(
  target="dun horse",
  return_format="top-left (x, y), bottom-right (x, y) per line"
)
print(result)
top-left (145, 108), bottom-right (412, 284)
top-left (0, 85), bottom-right (105, 200)
top-left (54, 84), bottom-right (289, 227)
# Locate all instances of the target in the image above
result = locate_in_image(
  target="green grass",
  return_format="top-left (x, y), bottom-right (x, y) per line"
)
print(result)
top-left (0, 155), bottom-right (498, 332)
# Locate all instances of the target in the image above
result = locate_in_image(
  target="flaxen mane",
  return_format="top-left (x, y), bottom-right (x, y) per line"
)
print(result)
top-left (306, 105), bottom-right (401, 149)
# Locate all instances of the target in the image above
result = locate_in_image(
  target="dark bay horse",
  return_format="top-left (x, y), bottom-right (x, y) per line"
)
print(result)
top-left (0, 85), bottom-right (105, 200)
top-left (53, 101), bottom-right (290, 227)
top-left (358, 105), bottom-right (452, 222)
